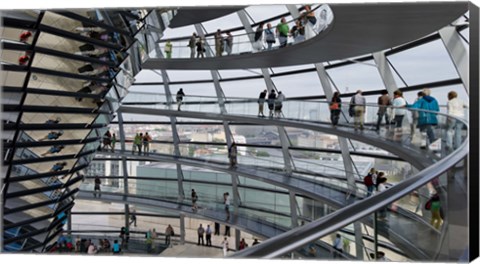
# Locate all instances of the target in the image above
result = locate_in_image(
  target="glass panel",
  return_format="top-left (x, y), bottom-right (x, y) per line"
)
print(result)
top-left (230, 125), bottom-right (281, 146)
top-left (244, 5), bottom-right (288, 23)
top-left (271, 71), bottom-right (324, 97)
top-left (222, 78), bottom-right (268, 98)
top-left (387, 39), bottom-right (459, 86)
top-left (326, 60), bottom-right (385, 94)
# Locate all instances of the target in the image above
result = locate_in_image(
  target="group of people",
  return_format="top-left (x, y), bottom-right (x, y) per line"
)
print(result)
top-left (254, 5), bottom-right (324, 51)
top-left (164, 5), bottom-right (328, 58)
top-left (102, 130), bottom-right (116, 152)
top-left (363, 168), bottom-right (388, 198)
top-left (257, 89), bottom-right (286, 118)
top-left (54, 233), bottom-right (121, 255)
top-left (362, 168), bottom-right (389, 220)
top-left (132, 132), bottom-right (152, 155)
top-left (330, 88), bottom-right (466, 150)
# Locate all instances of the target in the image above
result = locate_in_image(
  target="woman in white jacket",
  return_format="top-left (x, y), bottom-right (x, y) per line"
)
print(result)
top-left (446, 91), bottom-right (467, 150)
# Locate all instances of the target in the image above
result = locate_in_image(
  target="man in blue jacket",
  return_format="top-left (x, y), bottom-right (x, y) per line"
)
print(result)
top-left (409, 88), bottom-right (439, 148)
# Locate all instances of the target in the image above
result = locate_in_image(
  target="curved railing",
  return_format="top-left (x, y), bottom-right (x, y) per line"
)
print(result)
top-left (117, 94), bottom-right (469, 260)
top-left (230, 133), bottom-right (468, 258)
top-left (154, 4), bottom-right (334, 59)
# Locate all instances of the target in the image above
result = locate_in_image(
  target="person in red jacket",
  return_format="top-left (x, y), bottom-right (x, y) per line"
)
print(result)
top-left (19, 31), bottom-right (32, 43)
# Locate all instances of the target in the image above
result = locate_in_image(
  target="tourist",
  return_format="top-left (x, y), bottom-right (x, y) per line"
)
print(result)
top-left (330, 91), bottom-right (342, 126)
top-left (446, 91), bottom-right (467, 150)
top-left (267, 90), bottom-right (276, 118)
top-left (39, 130), bottom-right (63, 141)
top-left (264, 23), bottom-right (276, 50)
top-left (253, 23), bottom-right (264, 52)
top-left (276, 17), bottom-right (289, 48)
top-left (350, 90), bottom-right (366, 131)
top-left (197, 224), bottom-right (205, 246)
top-left (215, 29), bottom-right (224, 57)
top-left (164, 40), bottom-right (173, 59)
top-left (392, 90), bottom-right (407, 133)
top-left (188, 32), bottom-right (197, 58)
top-left (409, 88), bottom-right (439, 148)
top-left (176, 88), bottom-right (185, 111)
top-left (274, 91), bottom-right (285, 118)
top-left (258, 89), bottom-right (267, 117)
top-left (196, 37), bottom-right (205, 58)
top-left (143, 132), bottom-right (152, 155)
top-left (376, 90), bottom-right (391, 131)
top-left (93, 176), bottom-right (101, 198)
top-left (225, 31), bottom-right (233, 55)
top-left (221, 237), bottom-right (229, 257)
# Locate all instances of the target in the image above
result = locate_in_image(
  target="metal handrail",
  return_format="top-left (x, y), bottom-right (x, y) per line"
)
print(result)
top-left (230, 129), bottom-right (468, 258)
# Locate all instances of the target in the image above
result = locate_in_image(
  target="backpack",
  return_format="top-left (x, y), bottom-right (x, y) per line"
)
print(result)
top-left (424, 199), bottom-right (432, 210)
top-left (349, 96), bottom-right (356, 117)
top-left (363, 174), bottom-right (373, 186)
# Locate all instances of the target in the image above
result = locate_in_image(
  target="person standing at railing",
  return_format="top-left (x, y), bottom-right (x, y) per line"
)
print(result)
top-left (93, 175), bottom-right (101, 198)
top-left (302, 5), bottom-right (317, 39)
top-left (276, 17), bottom-right (289, 48)
top-left (196, 37), bottom-right (205, 58)
top-left (332, 234), bottom-right (343, 258)
top-left (129, 209), bottom-right (137, 227)
top-left (363, 168), bottom-right (375, 197)
top-left (165, 224), bottom-right (174, 245)
top-left (410, 91), bottom-right (424, 137)
top-left (188, 32), bottom-right (197, 58)
top-left (446, 91), bottom-right (467, 150)
top-left (392, 90), bottom-right (407, 135)
top-left (132, 133), bottom-right (142, 154)
top-left (224, 192), bottom-right (231, 220)
top-left (176, 88), bottom-right (186, 111)
top-left (264, 23), bottom-right (276, 50)
top-left (258, 89), bottom-right (267, 117)
top-left (350, 90), bottom-right (366, 131)
top-left (330, 91), bottom-right (342, 126)
top-left (225, 31), bottom-right (233, 55)
top-left (164, 40), bottom-right (173, 59)
top-left (274, 91), bottom-right (285, 118)
top-left (111, 133), bottom-right (116, 153)
top-left (376, 90), bottom-right (391, 132)
top-left (143, 132), bottom-right (152, 155)
top-left (191, 188), bottom-right (198, 211)
top-left (253, 23), bottom-right (264, 52)
top-left (291, 19), bottom-right (305, 44)
top-left (267, 90), bottom-right (277, 118)
top-left (215, 29), bottom-right (224, 57)
top-left (228, 143), bottom-right (238, 168)
top-left (376, 177), bottom-right (389, 221)
top-left (429, 193), bottom-right (443, 229)
top-left (409, 88), bottom-right (439, 149)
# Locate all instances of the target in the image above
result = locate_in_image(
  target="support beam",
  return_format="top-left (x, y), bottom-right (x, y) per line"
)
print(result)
top-left (289, 191), bottom-right (299, 228)
top-left (66, 210), bottom-right (72, 236)
top-left (286, 5), bottom-right (301, 18)
top-left (315, 62), bottom-right (364, 260)
top-left (373, 51), bottom-right (399, 96)
top-left (117, 110), bottom-right (131, 230)
top-left (235, 229), bottom-right (241, 250)
top-left (179, 213), bottom-right (185, 245)
top-left (277, 126), bottom-right (294, 174)
top-left (439, 22), bottom-right (469, 94)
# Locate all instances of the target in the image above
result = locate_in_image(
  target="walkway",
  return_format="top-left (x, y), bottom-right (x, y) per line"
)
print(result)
top-left (142, 2), bottom-right (467, 69)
